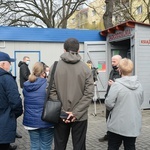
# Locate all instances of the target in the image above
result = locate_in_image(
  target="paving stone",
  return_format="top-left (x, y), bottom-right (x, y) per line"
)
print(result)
top-left (15, 103), bottom-right (150, 150)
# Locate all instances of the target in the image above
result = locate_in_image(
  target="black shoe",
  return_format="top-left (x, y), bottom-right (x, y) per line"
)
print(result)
top-left (16, 132), bottom-right (22, 138)
top-left (98, 135), bottom-right (108, 142)
top-left (9, 144), bottom-right (17, 150)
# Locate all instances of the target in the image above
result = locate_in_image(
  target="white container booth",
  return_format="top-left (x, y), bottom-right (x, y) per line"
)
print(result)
top-left (101, 20), bottom-right (150, 109)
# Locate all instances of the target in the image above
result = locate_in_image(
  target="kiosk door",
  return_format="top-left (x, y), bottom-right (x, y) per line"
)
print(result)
top-left (84, 41), bottom-right (107, 98)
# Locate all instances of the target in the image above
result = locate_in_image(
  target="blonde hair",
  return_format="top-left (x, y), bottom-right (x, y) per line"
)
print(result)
top-left (28, 62), bottom-right (45, 82)
top-left (119, 58), bottom-right (133, 76)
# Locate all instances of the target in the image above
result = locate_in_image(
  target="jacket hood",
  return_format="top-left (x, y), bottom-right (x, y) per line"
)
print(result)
top-left (18, 61), bottom-right (26, 67)
top-left (60, 52), bottom-right (81, 64)
top-left (116, 76), bottom-right (140, 90)
top-left (23, 77), bottom-right (46, 92)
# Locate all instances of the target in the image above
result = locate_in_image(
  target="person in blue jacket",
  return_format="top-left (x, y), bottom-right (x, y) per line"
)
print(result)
top-left (23, 62), bottom-right (54, 150)
top-left (0, 51), bottom-right (23, 150)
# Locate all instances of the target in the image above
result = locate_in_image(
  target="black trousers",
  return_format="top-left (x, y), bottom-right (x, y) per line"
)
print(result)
top-left (54, 119), bottom-right (87, 150)
top-left (0, 144), bottom-right (10, 150)
top-left (108, 131), bottom-right (136, 150)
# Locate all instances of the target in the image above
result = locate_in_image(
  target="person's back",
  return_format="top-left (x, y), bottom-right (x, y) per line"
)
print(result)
top-left (23, 62), bottom-right (54, 150)
top-left (48, 38), bottom-right (94, 150)
top-left (106, 76), bottom-right (143, 136)
top-left (105, 58), bottom-right (144, 150)
top-left (54, 58), bottom-right (94, 120)
top-left (18, 56), bottom-right (30, 88)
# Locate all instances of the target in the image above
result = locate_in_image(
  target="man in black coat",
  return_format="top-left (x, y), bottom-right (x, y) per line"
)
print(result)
top-left (99, 55), bottom-right (122, 142)
top-left (18, 56), bottom-right (31, 88)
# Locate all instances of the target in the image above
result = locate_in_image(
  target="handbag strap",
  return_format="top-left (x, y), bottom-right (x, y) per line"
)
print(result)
top-left (46, 61), bottom-right (58, 101)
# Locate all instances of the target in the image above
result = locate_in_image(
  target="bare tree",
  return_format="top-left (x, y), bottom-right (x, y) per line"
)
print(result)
top-left (0, 0), bottom-right (86, 28)
top-left (103, 0), bottom-right (150, 29)
top-left (142, 0), bottom-right (150, 23)
top-left (103, 0), bottom-right (114, 29)
top-left (113, 0), bottom-right (150, 25)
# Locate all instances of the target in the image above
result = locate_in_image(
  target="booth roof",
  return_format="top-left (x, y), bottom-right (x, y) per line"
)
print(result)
top-left (0, 26), bottom-right (105, 42)
top-left (100, 20), bottom-right (150, 36)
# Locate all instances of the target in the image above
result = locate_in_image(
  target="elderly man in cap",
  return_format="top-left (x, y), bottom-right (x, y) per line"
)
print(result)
top-left (0, 51), bottom-right (23, 150)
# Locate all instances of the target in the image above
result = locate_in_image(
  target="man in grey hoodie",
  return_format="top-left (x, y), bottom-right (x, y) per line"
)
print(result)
top-left (105, 58), bottom-right (144, 150)
top-left (48, 38), bottom-right (94, 150)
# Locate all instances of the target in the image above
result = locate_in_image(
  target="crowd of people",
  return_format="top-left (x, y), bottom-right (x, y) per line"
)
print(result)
top-left (0, 37), bottom-right (144, 150)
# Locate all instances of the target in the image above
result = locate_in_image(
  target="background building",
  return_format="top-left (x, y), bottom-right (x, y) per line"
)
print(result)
top-left (68, 0), bottom-right (149, 30)
top-left (67, 0), bottom-right (105, 30)
top-left (113, 0), bottom-right (150, 25)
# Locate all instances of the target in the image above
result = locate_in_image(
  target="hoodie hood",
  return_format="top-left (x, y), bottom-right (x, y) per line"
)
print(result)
top-left (23, 77), bottom-right (46, 92)
top-left (18, 61), bottom-right (26, 67)
top-left (115, 76), bottom-right (140, 90)
top-left (60, 52), bottom-right (81, 64)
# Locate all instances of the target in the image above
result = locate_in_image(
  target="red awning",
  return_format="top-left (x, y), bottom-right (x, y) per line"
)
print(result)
top-left (100, 20), bottom-right (150, 36)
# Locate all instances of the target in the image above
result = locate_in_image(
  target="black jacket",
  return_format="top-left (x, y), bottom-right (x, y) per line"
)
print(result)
top-left (18, 61), bottom-right (30, 88)
top-left (105, 69), bottom-right (121, 98)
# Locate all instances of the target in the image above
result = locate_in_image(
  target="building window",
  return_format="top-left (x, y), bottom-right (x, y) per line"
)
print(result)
top-left (136, 5), bottom-right (142, 14)
top-left (115, 15), bottom-right (118, 22)
top-left (72, 18), bottom-right (75, 24)
top-left (84, 12), bottom-right (88, 18)
top-left (92, 21), bottom-right (96, 26)
top-left (103, 5), bottom-right (106, 12)
top-left (92, 10), bottom-right (96, 16)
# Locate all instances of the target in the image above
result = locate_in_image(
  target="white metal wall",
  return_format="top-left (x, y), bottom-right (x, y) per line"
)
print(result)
top-left (0, 41), bottom-right (84, 91)
top-left (135, 24), bottom-right (150, 109)
top-left (84, 41), bottom-right (107, 99)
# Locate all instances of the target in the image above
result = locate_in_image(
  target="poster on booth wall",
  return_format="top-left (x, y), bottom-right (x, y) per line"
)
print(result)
top-left (98, 61), bottom-right (106, 72)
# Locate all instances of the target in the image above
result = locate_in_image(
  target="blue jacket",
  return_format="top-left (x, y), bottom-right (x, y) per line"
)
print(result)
top-left (23, 77), bottom-right (53, 128)
top-left (0, 68), bottom-right (23, 144)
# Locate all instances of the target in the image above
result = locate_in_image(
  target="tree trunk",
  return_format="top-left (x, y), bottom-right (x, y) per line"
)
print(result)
top-left (103, 0), bottom-right (114, 29)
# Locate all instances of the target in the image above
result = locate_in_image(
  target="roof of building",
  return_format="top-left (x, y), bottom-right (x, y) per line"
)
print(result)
top-left (100, 20), bottom-right (150, 36)
top-left (0, 26), bottom-right (105, 42)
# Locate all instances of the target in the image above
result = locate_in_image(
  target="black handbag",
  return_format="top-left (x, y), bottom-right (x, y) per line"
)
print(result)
top-left (41, 61), bottom-right (62, 124)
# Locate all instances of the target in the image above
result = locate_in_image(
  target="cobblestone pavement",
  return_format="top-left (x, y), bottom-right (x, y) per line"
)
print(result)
top-left (15, 102), bottom-right (150, 150)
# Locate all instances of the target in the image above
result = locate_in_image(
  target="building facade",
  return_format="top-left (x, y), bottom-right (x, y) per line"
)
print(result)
top-left (67, 0), bottom-right (105, 30)
top-left (113, 0), bottom-right (150, 25)
top-left (68, 0), bottom-right (149, 30)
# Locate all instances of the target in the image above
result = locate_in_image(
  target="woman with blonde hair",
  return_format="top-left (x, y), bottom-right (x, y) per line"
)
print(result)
top-left (23, 62), bottom-right (54, 150)
top-left (105, 58), bottom-right (144, 150)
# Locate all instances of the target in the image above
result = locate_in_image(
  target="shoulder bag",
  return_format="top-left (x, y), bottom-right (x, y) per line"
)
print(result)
top-left (41, 61), bottom-right (62, 124)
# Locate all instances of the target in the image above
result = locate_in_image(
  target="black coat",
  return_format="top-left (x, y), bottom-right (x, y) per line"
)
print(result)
top-left (105, 69), bottom-right (121, 98)
top-left (18, 61), bottom-right (30, 88)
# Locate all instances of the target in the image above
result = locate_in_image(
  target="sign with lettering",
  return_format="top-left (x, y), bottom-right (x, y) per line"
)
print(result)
top-left (108, 28), bottom-right (132, 42)
top-left (140, 39), bottom-right (150, 46)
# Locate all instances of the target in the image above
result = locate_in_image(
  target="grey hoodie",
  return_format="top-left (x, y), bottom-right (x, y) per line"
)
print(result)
top-left (48, 52), bottom-right (94, 121)
top-left (105, 76), bottom-right (144, 137)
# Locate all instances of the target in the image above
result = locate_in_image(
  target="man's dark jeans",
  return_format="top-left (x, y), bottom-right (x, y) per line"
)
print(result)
top-left (108, 131), bottom-right (136, 150)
